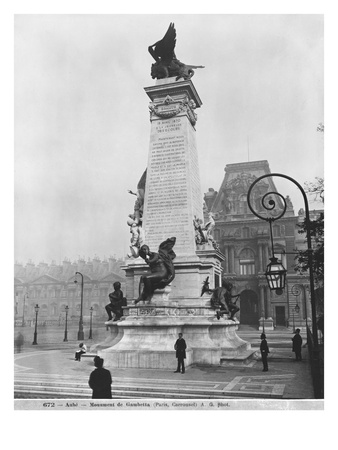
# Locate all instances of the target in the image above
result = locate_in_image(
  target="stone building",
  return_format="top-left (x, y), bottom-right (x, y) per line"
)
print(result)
top-left (14, 256), bottom-right (126, 325)
top-left (204, 160), bottom-right (314, 330)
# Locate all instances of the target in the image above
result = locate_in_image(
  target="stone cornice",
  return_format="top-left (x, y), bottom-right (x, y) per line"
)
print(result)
top-left (144, 78), bottom-right (202, 108)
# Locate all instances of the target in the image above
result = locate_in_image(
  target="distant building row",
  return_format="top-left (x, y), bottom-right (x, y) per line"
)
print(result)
top-left (14, 256), bottom-right (126, 325)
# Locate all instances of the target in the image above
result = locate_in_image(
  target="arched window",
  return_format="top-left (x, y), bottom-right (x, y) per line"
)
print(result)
top-left (239, 248), bottom-right (256, 275)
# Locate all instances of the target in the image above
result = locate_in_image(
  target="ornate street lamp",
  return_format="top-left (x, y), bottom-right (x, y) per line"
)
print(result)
top-left (32, 304), bottom-right (39, 345)
top-left (74, 272), bottom-right (84, 340)
top-left (247, 174), bottom-right (287, 293)
top-left (63, 305), bottom-right (69, 342)
top-left (247, 173), bottom-right (321, 397)
top-left (89, 306), bottom-right (93, 340)
top-left (265, 256), bottom-right (287, 293)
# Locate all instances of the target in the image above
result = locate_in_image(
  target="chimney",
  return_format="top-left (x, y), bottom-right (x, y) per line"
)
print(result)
top-left (25, 260), bottom-right (35, 278)
top-left (108, 256), bottom-right (115, 273)
top-left (92, 256), bottom-right (101, 272)
top-left (38, 262), bottom-right (48, 276)
top-left (102, 259), bottom-right (109, 274)
top-left (62, 259), bottom-right (71, 275)
top-left (77, 258), bottom-right (85, 272)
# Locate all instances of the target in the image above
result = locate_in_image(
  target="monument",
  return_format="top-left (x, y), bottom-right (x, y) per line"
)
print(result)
top-left (96, 23), bottom-right (252, 369)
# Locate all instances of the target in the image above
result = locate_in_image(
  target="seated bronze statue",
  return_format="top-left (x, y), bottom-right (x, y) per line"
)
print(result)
top-left (105, 281), bottom-right (127, 321)
top-left (135, 237), bottom-right (176, 303)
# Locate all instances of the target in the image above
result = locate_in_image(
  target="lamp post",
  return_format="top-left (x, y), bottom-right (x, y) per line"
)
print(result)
top-left (247, 173), bottom-right (321, 397)
top-left (22, 293), bottom-right (28, 327)
top-left (63, 305), bottom-right (69, 342)
top-left (74, 272), bottom-right (84, 340)
top-left (89, 306), bottom-right (93, 340)
top-left (291, 284), bottom-right (301, 332)
top-left (32, 304), bottom-right (39, 345)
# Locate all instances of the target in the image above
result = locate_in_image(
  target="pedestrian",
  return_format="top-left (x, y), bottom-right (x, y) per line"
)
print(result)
top-left (15, 332), bottom-right (24, 353)
top-left (260, 333), bottom-right (269, 372)
top-left (292, 328), bottom-right (303, 361)
top-left (88, 356), bottom-right (112, 399)
top-left (75, 342), bottom-right (87, 361)
top-left (174, 332), bottom-right (187, 374)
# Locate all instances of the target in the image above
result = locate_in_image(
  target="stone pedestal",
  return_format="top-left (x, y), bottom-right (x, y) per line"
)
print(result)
top-left (259, 317), bottom-right (274, 331)
top-left (98, 77), bottom-right (250, 368)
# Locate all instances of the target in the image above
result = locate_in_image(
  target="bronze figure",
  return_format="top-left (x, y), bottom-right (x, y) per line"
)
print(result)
top-left (148, 23), bottom-right (204, 80)
top-left (209, 279), bottom-right (240, 321)
top-left (135, 237), bottom-right (176, 303)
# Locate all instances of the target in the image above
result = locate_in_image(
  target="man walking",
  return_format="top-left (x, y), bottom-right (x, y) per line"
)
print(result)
top-left (174, 333), bottom-right (187, 374)
top-left (260, 333), bottom-right (269, 372)
top-left (292, 328), bottom-right (303, 361)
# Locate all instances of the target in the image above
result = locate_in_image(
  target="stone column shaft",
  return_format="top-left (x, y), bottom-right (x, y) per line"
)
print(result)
top-left (224, 246), bottom-right (229, 273)
top-left (258, 244), bottom-right (263, 272)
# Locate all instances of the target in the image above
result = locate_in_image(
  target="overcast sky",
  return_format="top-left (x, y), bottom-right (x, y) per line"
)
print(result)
top-left (14, 14), bottom-right (324, 265)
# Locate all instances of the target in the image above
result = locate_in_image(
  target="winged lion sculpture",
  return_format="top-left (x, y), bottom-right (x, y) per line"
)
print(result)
top-left (148, 23), bottom-right (204, 81)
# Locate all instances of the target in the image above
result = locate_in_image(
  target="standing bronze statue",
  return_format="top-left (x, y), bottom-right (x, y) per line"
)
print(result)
top-left (148, 23), bottom-right (204, 80)
top-left (135, 237), bottom-right (176, 303)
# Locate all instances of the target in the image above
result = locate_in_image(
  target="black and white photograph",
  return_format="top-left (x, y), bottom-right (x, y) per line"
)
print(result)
top-left (13, 12), bottom-right (325, 409)
top-left (7, 2), bottom-right (336, 443)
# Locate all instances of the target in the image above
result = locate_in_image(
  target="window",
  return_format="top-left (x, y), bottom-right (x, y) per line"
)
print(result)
top-left (239, 248), bottom-right (256, 275)
top-left (237, 194), bottom-right (248, 214)
top-left (240, 260), bottom-right (255, 275)
top-left (273, 225), bottom-right (281, 237)
top-left (274, 251), bottom-right (287, 269)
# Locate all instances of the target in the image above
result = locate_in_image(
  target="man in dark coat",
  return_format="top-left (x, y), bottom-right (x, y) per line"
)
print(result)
top-left (88, 356), bottom-right (112, 399)
top-left (260, 333), bottom-right (270, 372)
top-left (174, 333), bottom-right (187, 374)
top-left (292, 328), bottom-right (303, 361)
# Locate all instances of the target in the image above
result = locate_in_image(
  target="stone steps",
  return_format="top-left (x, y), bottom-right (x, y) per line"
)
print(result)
top-left (220, 349), bottom-right (257, 366)
top-left (13, 379), bottom-right (233, 399)
top-left (14, 373), bottom-right (283, 399)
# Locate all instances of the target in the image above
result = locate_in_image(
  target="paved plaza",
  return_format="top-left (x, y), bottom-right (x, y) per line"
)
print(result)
top-left (14, 325), bottom-right (316, 401)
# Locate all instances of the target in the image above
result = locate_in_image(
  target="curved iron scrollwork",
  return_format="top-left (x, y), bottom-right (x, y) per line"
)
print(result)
top-left (247, 177), bottom-right (287, 223)
top-left (247, 172), bottom-right (318, 348)
top-left (291, 284), bottom-right (302, 297)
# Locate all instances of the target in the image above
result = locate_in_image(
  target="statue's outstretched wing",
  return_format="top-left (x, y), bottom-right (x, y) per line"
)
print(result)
top-left (148, 23), bottom-right (176, 63)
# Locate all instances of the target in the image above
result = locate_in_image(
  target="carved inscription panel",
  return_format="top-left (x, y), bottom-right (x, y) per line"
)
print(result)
top-left (143, 115), bottom-right (203, 255)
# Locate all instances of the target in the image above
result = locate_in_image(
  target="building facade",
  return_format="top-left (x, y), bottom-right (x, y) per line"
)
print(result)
top-left (204, 160), bottom-right (313, 330)
top-left (14, 256), bottom-right (126, 326)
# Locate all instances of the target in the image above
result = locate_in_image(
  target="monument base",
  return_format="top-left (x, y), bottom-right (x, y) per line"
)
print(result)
top-left (98, 309), bottom-right (251, 369)
top-left (97, 248), bottom-right (251, 369)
